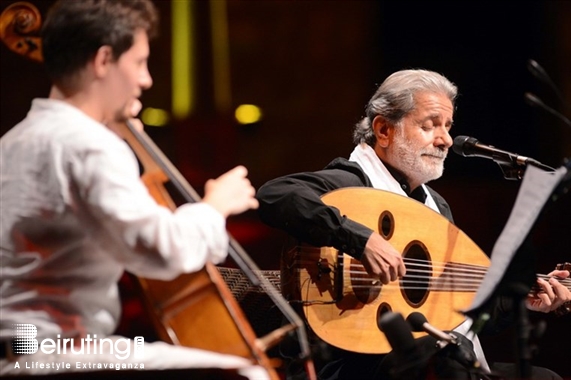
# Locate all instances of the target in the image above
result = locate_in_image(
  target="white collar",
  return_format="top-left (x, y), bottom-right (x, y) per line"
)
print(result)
top-left (348, 143), bottom-right (440, 213)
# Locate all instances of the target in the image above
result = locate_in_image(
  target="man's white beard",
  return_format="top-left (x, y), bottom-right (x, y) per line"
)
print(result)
top-left (391, 130), bottom-right (447, 186)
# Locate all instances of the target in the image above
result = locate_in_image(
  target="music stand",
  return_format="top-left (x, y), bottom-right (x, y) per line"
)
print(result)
top-left (463, 160), bottom-right (570, 379)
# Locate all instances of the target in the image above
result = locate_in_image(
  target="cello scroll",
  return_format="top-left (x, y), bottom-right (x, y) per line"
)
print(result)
top-left (1, 2), bottom-right (315, 378)
top-left (0, 1), bottom-right (42, 62)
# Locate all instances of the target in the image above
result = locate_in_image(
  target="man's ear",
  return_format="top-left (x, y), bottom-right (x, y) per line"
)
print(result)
top-left (92, 45), bottom-right (114, 78)
top-left (372, 115), bottom-right (393, 148)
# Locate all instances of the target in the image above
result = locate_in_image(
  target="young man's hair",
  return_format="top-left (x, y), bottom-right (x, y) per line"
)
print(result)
top-left (42, 0), bottom-right (158, 87)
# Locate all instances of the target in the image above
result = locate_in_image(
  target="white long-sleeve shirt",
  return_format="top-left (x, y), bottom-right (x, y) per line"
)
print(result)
top-left (0, 98), bottom-right (229, 341)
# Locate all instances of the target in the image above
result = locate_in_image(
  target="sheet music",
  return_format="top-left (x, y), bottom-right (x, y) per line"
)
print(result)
top-left (466, 164), bottom-right (568, 313)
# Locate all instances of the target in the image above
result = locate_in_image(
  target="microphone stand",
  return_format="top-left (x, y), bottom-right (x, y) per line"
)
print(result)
top-left (496, 163), bottom-right (525, 180)
top-left (495, 158), bottom-right (568, 379)
top-left (464, 60), bottom-right (570, 380)
top-left (503, 158), bottom-right (570, 379)
top-left (465, 159), bottom-right (570, 380)
top-left (496, 158), bottom-right (555, 180)
top-left (508, 283), bottom-right (534, 380)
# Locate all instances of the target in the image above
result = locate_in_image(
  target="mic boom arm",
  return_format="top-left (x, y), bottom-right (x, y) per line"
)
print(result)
top-left (452, 135), bottom-right (555, 180)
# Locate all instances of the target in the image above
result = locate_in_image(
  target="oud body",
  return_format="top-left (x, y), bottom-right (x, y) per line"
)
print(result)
top-left (282, 187), bottom-right (490, 354)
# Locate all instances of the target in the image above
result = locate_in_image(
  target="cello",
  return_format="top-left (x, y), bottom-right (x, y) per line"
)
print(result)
top-left (0, 2), bottom-right (315, 378)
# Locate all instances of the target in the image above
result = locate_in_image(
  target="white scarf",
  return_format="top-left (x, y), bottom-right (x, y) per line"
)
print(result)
top-left (348, 143), bottom-right (440, 213)
top-left (348, 142), bottom-right (490, 373)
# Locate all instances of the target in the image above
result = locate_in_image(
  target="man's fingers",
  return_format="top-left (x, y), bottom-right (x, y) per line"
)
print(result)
top-left (538, 278), bottom-right (556, 303)
top-left (389, 263), bottom-right (399, 282)
top-left (226, 165), bottom-right (248, 178)
top-left (249, 197), bottom-right (259, 210)
top-left (549, 278), bottom-right (570, 306)
top-left (547, 269), bottom-right (569, 278)
top-left (361, 234), bottom-right (405, 284)
top-left (537, 292), bottom-right (552, 307)
top-left (398, 260), bottom-right (406, 277)
top-left (129, 99), bottom-right (143, 117)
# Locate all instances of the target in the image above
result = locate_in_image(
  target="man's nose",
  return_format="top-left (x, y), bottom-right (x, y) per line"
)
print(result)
top-left (436, 127), bottom-right (453, 148)
top-left (140, 68), bottom-right (153, 90)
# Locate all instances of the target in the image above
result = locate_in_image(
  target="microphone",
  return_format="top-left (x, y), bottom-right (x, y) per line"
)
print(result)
top-left (452, 135), bottom-right (539, 167)
top-left (527, 59), bottom-right (567, 106)
top-left (524, 92), bottom-right (571, 129)
top-left (378, 312), bottom-right (418, 354)
top-left (406, 312), bottom-right (458, 349)
top-left (526, 59), bottom-right (571, 131)
top-left (378, 312), bottom-right (426, 379)
top-left (407, 312), bottom-right (480, 371)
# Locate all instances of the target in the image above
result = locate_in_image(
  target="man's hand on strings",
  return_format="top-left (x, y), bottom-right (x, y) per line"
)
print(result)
top-left (526, 269), bottom-right (571, 314)
top-left (203, 165), bottom-right (259, 218)
top-left (125, 99), bottom-right (144, 131)
top-left (106, 99), bottom-right (145, 135)
top-left (361, 232), bottom-right (406, 285)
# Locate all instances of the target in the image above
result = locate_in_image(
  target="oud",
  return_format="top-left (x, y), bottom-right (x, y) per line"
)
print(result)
top-left (281, 187), bottom-right (570, 354)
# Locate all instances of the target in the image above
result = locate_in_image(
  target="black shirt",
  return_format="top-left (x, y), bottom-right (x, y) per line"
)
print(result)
top-left (257, 157), bottom-right (453, 261)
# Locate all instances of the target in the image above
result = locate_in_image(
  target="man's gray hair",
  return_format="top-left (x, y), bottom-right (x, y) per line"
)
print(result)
top-left (353, 69), bottom-right (458, 146)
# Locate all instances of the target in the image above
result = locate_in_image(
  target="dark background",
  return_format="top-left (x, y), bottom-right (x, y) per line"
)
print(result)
top-left (2, 0), bottom-right (570, 377)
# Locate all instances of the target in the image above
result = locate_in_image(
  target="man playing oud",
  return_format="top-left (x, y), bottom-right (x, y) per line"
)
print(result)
top-left (257, 69), bottom-right (570, 379)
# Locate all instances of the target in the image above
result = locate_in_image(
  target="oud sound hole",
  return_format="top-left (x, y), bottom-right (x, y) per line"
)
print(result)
top-left (376, 302), bottom-right (392, 326)
top-left (400, 241), bottom-right (431, 307)
top-left (378, 211), bottom-right (394, 240)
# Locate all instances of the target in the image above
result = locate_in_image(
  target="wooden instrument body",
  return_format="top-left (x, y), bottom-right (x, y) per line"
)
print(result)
top-left (0, 3), bottom-right (303, 379)
top-left (282, 187), bottom-right (490, 354)
top-left (136, 266), bottom-right (261, 358)
top-left (121, 123), bottom-right (279, 377)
